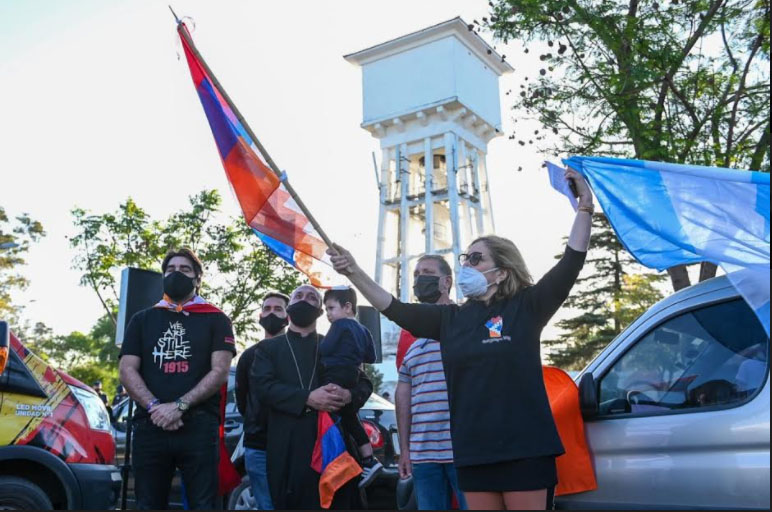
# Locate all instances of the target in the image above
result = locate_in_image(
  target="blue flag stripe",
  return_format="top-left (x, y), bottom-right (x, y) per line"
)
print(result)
top-left (562, 156), bottom-right (770, 336)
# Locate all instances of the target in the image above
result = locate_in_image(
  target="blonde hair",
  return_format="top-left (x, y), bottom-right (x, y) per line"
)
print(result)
top-left (472, 235), bottom-right (533, 300)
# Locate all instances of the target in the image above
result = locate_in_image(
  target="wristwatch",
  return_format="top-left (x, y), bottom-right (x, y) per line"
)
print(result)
top-left (175, 398), bottom-right (190, 412)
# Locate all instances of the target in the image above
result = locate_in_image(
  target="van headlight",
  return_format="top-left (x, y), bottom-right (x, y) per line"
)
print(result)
top-left (69, 385), bottom-right (112, 431)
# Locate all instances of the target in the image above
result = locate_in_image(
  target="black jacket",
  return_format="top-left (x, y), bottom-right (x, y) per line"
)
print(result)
top-left (236, 342), bottom-right (267, 450)
top-left (251, 330), bottom-right (372, 509)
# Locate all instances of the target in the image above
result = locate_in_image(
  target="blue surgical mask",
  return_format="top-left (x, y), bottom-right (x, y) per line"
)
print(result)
top-left (457, 266), bottom-right (499, 298)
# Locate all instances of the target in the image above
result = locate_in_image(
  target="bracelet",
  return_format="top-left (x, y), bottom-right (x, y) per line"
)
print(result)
top-left (578, 204), bottom-right (595, 214)
top-left (146, 398), bottom-right (160, 412)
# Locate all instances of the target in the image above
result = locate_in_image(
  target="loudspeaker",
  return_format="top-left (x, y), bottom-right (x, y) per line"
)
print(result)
top-left (356, 305), bottom-right (382, 364)
top-left (115, 268), bottom-right (163, 346)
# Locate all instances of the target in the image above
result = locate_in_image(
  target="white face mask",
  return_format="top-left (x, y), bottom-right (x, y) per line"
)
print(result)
top-left (457, 266), bottom-right (499, 298)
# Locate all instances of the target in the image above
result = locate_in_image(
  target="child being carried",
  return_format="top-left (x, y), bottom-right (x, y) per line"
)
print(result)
top-left (322, 287), bottom-right (383, 488)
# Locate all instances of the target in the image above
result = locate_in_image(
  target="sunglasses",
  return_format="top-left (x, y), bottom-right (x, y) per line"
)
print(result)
top-left (458, 252), bottom-right (484, 266)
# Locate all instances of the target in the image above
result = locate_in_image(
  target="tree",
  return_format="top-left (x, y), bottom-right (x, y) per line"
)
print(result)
top-left (70, 190), bottom-right (303, 347)
top-left (23, 313), bottom-right (122, 396)
top-left (485, 0), bottom-right (770, 290)
top-left (26, 313), bottom-right (118, 367)
top-left (0, 206), bottom-right (45, 329)
top-left (363, 364), bottom-right (384, 394)
top-left (544, 213), bottom-right (666, 369)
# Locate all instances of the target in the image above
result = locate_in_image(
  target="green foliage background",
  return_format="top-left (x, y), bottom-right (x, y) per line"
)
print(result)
top-left (544, 214), bottom-right (666, 369)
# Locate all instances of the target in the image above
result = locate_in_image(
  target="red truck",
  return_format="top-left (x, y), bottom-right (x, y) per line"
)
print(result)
top-left (0, 321), bottom-right (122, 509)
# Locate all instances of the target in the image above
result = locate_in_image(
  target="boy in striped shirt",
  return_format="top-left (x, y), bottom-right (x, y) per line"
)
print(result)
top-left (395, 255), bottom-right (467, 510)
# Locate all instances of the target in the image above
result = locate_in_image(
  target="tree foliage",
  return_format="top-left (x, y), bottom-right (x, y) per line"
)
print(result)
top-left (0, 206), bottom-right (45, 328)
top-left (26, 314), bottom-right (118, 368)
top-left (69, 190), bottom-right (303, 347)
top-left (25, 315), bottom-right (122, 396)
top-left (484, 0), bottom-right (770, 289)
top-left (363, 364), bottom-right (384, 394)
top-left (545, 214), bottom-right (666, 369)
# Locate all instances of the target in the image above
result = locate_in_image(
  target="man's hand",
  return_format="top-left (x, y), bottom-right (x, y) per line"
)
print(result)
top-left (150, 402), bottom-right (183, 429)
top-left (306, 384), bottom-right (350, 412)
top-left (398, 453), bottom-right (412, 479)
top-left (163, 418), bottom-right (184, 431)
top-left (327, 384), bottom-right (352, 410)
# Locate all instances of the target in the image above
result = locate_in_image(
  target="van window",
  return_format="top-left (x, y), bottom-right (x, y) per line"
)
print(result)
top-left (0, 349), bottom-right (47, 398)
top-left (598, 299), bottom-right (769, 416)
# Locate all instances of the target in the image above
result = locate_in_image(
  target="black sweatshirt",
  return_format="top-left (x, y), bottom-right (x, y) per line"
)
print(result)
top-left (383, 246), bottom-right (586, 467)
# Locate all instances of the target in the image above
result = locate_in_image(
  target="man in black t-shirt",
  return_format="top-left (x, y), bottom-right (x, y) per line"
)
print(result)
top-left (118, 248), bottom-right (236, 510)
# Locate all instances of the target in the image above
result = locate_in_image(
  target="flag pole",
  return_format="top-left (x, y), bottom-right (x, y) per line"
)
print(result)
top-left (173, 16), bottom-right (336, 250)
top-left (168, 5), bottom-right (180, 23)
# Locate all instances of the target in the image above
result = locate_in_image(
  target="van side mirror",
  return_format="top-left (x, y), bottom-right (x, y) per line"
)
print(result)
top-left (0, 321), bottom-right (9, 376)
top-left (578, 373), bottom-right (599, 419)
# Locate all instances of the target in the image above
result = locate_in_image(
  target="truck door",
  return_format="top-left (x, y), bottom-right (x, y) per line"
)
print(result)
top-left (561, 298), bottom-right (770, 510)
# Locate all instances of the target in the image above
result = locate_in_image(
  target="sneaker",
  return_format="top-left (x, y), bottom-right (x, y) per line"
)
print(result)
top-left (358, 456), bottom-right (384, 488)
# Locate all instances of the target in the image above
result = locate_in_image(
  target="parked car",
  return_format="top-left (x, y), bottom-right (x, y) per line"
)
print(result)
top-left (0, 321), bottom-right (122, 509)
top-left (357, 393), bottom-right (401, 508)
top-left (561, 276), bottom-right (769, 510)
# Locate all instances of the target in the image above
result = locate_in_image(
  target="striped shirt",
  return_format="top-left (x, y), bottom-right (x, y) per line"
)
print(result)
top-left (398, 338), bottom-right (453, 463)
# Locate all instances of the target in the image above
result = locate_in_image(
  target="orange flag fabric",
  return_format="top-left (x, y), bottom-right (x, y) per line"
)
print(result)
top-left (543, 366), bottom-right (598, 496)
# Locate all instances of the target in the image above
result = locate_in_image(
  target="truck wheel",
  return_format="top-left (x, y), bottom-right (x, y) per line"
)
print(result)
top-left (0, 476), bottom-right (54, 509)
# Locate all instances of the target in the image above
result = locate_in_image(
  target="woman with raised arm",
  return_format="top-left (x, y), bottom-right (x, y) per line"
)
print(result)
top-left (328, 168), bottom-right (593, 511)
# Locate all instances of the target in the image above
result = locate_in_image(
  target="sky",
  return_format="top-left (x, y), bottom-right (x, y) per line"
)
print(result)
top-left (1, 0), bottom-right (607, 374)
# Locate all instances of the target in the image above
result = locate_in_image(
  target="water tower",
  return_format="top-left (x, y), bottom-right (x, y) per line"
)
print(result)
top-left (345, 17), bottom-right (513, 301)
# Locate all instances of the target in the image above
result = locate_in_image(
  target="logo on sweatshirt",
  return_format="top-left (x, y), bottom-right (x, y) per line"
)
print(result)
top-left (485, 316), bottom-right (503, 338)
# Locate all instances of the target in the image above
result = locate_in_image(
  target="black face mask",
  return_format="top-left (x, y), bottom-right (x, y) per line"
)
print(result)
top-left (286, 300), bottom-right (322, 328)
top-left (413, 275), bottom-right (443, 304)
top-left (259, 313), bottom-right (289, 336)
top-left (163, 271), bottom-right (196, 302)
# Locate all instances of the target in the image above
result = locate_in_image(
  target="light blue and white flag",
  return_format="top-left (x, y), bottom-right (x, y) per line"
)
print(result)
top-left (545, 161), bottom-right (579, 211)
top-left (558, 156), bottom-right (770, 335)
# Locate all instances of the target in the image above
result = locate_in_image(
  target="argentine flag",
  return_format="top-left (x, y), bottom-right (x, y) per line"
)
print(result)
top-left (560, 156), bottom-right (770, 336)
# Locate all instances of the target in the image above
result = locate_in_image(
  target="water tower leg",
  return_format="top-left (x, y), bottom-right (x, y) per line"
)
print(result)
top-left (458, 140), bottom-right (475, 242)
top-left (471, 150), bottom-right (484, 236)
top-left (424, 137), bottom-right (434, 254)
top-left (375, 146), bottom-right (390, 285)
top-left (398, 143), bottom-right (410, 302)
top-left (478, 149), bottom-right (496, 233)
top-left (445, 132), bottom-right (463, 299)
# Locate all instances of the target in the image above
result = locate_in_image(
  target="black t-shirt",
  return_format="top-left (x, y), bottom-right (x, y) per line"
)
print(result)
top-left (119, 307), bottom-right (237, 419)
top-left (383, 246), bottom-right (586, 467)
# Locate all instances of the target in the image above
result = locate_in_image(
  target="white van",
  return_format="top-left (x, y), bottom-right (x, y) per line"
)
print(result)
top-left (559, 275), bottom-right (769, 510)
